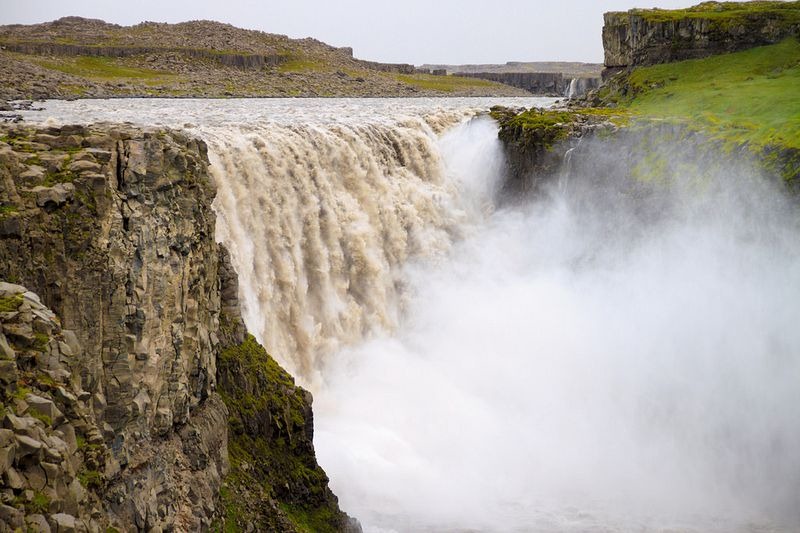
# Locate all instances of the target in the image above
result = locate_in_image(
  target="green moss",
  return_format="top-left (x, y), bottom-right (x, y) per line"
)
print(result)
top-left (0, 294), bottom-right (23, 313)
top-left (217, 335), bottom-right (344, 532)
top-left (278, 503), bottom-right (341, 533)
top-left (28, 410), bottom-right (52, 427)
top-left (78, 468), bottom-right (103, 490)
top-left (13, 386), bottom-right (31, 400)
top-left (42, 169), bottom-right (78, 187)
top-left (27, 491), bottom-right (50, 514)
top-left (496, 109), bottom-right (579, 150)
top-left (32, 333), bottom-right (49, 352)
top-left (213, 485), bottom-right (246, 533)
top-left (278, 57), bottom-right (326, 73)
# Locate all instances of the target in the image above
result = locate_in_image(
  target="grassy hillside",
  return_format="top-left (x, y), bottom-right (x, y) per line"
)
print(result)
top-left (621, 37), bottom-right (800, 150)
top-left (596, 37), bottom-right (800, 179)
top-left (0, 17), bottom-right (527, 99)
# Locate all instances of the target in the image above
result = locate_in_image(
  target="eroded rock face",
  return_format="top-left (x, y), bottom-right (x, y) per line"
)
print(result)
top-left (0, 123), bottom-right (355, 532)
top-left (0, 282), bottom-right (109, 531)
top-left (0, 125), bottom-right (226, 530)
top-left (603, 4), bottom-right (800, 69)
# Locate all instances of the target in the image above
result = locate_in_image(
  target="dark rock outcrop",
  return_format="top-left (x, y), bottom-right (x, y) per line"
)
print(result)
top-left (491, 107), bottom-right (622, 198)
top-left (1, 42), bottom-right (288, 70)
top-left (603, 1), bottom-right (800, 70)
top-left (458, 72), bottom-right (567, 95)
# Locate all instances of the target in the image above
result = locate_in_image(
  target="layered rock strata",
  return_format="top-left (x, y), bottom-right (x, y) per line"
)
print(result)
top-left (603, 1), bottom-right (800, 72)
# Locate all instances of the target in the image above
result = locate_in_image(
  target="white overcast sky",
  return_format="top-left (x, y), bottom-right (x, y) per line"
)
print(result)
top-left (4, 0), bottom-right (709, 64)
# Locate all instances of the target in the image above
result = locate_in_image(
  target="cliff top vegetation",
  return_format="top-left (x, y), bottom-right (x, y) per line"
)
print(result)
top-left (611, 1), bottom-right (800, 24)
top-left (607, 37), bottom-right (800, 152)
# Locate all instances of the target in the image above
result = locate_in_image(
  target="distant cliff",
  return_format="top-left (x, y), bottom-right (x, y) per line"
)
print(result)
top-left (0, 124), bottom-right (357, 531)
top-left (603, 0), bottom-right (800, 72)
top-left (0, 17), bottom-right (527, 99)
top-left (456, 72), bottom-right (600, 97)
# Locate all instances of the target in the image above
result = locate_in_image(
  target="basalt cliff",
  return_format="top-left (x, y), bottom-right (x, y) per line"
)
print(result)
top-left (602, 0), bottom-right (800, 75)
top-left (0, 124), bottom-right (357, 531)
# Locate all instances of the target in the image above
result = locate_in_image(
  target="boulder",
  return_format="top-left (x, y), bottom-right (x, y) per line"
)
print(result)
top-left (0, 445), bottom-right (14, 474)
top-left (0, 333), bottom-right (15, 359)
top-left (4, 467), bottom-right (24, 489)
top-left (26, 394), bottom-right (65, 426)
top-left (32, 183), bottom-right (75, 208)
top-left (15, 434), bottom-right (43, 459)
top-left (67, 159), bottom-right (102, 174)
top-left (0, 360), bottom-right (18, 384)
top-left (48, 513), bottom-right (76, 533)
top-left (0, 282), bottom-right (25, 298)
top-left (3, 413), bottom-right (36, 433)
top-left (25, 514), bottom-right (52, 532)
top-left (0, 503), bottom-right (23, 528)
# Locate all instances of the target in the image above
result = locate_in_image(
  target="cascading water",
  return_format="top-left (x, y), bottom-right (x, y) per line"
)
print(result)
top-left (565, 78), bottom-right (579, 98)
top-left (25, 98), bottom-right (800, 533)
top-left (203, 114), bottom-right (493, 380)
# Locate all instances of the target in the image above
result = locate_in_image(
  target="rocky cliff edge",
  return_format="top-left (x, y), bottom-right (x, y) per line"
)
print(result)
top-left (0, 124), bottom-right (356, 531)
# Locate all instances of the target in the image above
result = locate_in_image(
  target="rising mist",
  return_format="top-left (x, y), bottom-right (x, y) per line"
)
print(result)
top-left (314, 119), bottom-right (800, 532)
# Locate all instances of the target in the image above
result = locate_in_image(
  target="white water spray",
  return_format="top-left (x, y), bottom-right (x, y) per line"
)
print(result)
top-left (312, 125), bottom-right (800, 532)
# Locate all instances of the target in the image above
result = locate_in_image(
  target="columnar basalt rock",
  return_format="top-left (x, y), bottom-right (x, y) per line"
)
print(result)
top-left (0, 124), bottom-right (354, 531)
top-left (0, 281), bottom-right (109, 532)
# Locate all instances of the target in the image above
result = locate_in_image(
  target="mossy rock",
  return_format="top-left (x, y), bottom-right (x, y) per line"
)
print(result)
top-left (216, 335), bottom-right (352, 532)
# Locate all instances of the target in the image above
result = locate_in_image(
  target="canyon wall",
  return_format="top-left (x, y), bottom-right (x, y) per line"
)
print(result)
top-left (0, 125), bottom-right (354, 531)
top-left (457, 72), bottom-right (566, 95)
top-left (603, 2), bottom-right (800, 71)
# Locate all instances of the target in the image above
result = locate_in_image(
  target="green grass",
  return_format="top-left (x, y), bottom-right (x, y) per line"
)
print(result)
top-left (394, 73), bottom-right (499, 92)
top-left (627, 1), bottom-right (800, 24)
top-left (35, 56), bottom-right (175, 80)
top-left (620, 37), bottom-right (800, 151)
top-left (278, 57), bottom-right (325, 73)
top-left (25, 491), bottom-right (50, 514)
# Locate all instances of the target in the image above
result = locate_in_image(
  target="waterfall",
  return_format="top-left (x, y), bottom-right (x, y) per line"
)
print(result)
top-left (565, 77), bottom-right (602, 99)
top-left (204, 111), bottom-right (505, 382)
top-left (565, 77), bottom-right (579, 98)
top-left (23, 98), bottom-right (800, 533)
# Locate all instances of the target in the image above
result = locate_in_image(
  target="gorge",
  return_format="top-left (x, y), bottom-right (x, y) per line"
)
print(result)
top-left (4, 93), bottom-right (797, 532)
top-left (1, 2), bottom-right (799, 532)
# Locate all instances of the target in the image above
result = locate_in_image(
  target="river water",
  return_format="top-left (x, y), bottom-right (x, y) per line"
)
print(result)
top-left (22, 98), bottom-right (800, 532)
